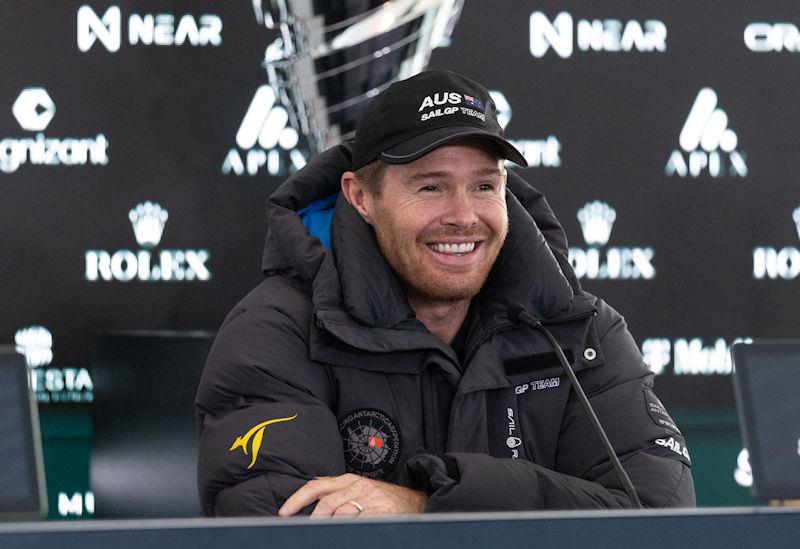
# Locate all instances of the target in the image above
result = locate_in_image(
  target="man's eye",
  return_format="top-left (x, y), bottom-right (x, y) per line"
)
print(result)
top-left (477, 183), bottom-right (495, 191)
top-left (419, 185), bottom-right (439, 192)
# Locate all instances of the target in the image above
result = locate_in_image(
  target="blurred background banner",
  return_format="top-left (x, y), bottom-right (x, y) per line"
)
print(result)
top-left (3, 0), bottom-right (799, 517)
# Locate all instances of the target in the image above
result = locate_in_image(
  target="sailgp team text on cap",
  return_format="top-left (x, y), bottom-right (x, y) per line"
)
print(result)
top-left (351, 70), bottom-right (527, 170)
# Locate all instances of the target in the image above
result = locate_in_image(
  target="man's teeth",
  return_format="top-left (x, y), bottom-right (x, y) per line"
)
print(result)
top-left (431, 242), bottom-right (476, 254)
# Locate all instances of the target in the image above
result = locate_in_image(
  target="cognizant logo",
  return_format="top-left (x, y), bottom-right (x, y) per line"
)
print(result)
top-left (753, 205), bottom-right (800, 279)
top-left (1, 88), bottom-right (109, 173)
top-left (77, 5), bottom-right (222, 52)
top-left (665, 88), bottom-right (747, 178)
top-left (529, 11), bottom-right (666, 58)
top-left (222, 85), bottom-right (308, 177)
top-left (489, 90), bottom-right (560, 168)
top-left (85, 201), bottom-right (211, 282)
top-left (568, 201), bottom-right (655, 280)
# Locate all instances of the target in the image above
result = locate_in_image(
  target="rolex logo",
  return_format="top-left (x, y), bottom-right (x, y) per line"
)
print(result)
top-left (753, 205), bottom-right (800, 279)
top-left (229, 415), bottom-right (297, 470)
top-left (569, 200), bottom-right (655, 280)
top-left (577, 200), bottom-right (616, 246)
top-left (85, 201), bottom-right (210, 283)
top-left (129, 201), bottom-right (168, 248)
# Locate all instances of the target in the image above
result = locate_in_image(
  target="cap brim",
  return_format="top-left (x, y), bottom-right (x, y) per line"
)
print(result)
top-left (379, 126), bottom-right (528, 168)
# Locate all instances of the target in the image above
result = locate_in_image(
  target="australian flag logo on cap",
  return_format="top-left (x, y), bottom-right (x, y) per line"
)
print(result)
top-left (463, 94), bottom-right (484, 110)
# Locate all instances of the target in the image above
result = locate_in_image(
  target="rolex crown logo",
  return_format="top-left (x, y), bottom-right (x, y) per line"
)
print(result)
top-left (793, 206), bottom-right (800, 241)
top-left (129, 201), bottom-right (168, 248)
top-left (229, 414), bottom-right (297, 470)
top-left (577, 200), bottom-right (617, 246)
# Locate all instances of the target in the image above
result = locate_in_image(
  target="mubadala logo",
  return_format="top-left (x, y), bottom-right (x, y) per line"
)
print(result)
top-left (568, 201), bottom-right (655, 280)
top-left (222, 85), bottom-right (308, 177)
top-left (529, 11), bottom-right (666, 58)
top-left (489, 90), bottom-right (560, 168)
top-left (14, 325), bottom-right (93, 403)
top-left (744, 22), bottom-right (800, 52)
top-left (1, 88), bottom-right (109, 174)
top-left (753, 206), bottom-right (800, 279)
top-left (77, 5), bottom-right (222, 52)
top-left (85, 202), bottom-right (211, 282)
top-left (666, 88), bottom-right (747, 178)
top-left (641, 336), bottom-right (752, 376)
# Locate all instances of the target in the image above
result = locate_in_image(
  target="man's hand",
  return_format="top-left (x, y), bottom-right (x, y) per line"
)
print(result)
top-left (278, 473), bottom-right (427, 517)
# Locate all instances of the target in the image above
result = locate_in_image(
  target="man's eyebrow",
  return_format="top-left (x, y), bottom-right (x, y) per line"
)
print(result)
top-left (472, 167), bottom-right (505, 177)
top-left (406, 167), bottom-right (504, 181)
top-left (406, 171), bottom-right (451, 181)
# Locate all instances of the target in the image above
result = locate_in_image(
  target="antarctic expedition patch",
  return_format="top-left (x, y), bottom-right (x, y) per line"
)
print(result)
top-left (644, 388), bottom-right (681, 434)
top-left (339, 408), bottom-right (401, 478)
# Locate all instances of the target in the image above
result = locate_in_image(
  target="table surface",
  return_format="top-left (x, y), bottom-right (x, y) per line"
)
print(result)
top-left (2, 507), bottom-right (800, 549)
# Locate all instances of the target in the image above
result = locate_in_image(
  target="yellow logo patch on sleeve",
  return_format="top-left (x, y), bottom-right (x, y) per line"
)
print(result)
top-left (229, 414), bottom-right (297, 470)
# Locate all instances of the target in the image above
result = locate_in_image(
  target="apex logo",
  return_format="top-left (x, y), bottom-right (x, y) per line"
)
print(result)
top-left (753, 206), bottom-right (800, 279)
top-left (568, 201), bottom-right (655, 280)
top-left (77, 5), bottom-right (222, 53)
top-left (14, 325), bottom-right (93, 403)
top-left (529, 11), bottom-right (666, 58)
top-left (744, 22), bottom-right (800, 52)
top-left (489, 90), bottom-right (561, 168)
top-left (229, 415), bottom-right (297, 470)
top-left (641, 336), bottom-right (752, 376)
top-left (222, 85), bottom-right (308, 177)
top-left (85, 202), bottom-right (211, 282)
top-left (666, 88), bottom-right (747, 178)
top-left (1, 88), bottom-right (109, 174)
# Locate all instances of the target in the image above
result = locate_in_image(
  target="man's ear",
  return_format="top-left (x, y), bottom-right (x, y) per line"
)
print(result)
top-left (341, 171), bottom-right (374, 225)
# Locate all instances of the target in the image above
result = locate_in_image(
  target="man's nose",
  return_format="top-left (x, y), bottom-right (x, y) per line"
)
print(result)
top-left (441, 191), bottom-right (479, 228)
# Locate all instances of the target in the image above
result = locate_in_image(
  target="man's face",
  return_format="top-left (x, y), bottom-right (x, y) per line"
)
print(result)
top-left (359, 141), bottom-right (508, 304)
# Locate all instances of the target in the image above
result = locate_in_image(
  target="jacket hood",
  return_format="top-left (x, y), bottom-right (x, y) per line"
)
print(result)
top-left (263, 142), bottom-right (577, 332)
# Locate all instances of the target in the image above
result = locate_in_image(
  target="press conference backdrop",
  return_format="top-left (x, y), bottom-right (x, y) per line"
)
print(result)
top-left (2, 0), bottom-right (798, 518)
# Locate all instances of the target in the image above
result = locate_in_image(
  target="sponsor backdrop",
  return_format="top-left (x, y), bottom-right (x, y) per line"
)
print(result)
top-left (1, 0), bottom-right (797, 517)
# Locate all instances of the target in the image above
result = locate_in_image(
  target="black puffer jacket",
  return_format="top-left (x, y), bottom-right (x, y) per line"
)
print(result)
top-left (195, 143), bottom-right (695, 516)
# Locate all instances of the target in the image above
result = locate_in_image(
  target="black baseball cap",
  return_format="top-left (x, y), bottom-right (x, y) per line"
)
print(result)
top-left (351, 70), bottom-right (527, 170)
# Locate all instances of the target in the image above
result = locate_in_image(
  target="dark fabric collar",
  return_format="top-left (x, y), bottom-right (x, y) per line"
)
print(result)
top-left (261, 142), bottom-right (577, 356)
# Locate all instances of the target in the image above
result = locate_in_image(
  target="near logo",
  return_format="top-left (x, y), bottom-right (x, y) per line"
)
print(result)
top-left (85, 201), bottom-right (211, 282)
top-left (529, 11), bottom-right (666, 59)
top-left (568, 201), bottom-right (655, 280)
top-left (229, 415), bottom-right (297, 470)
top-left (77, 5), bottom-right (222, 53)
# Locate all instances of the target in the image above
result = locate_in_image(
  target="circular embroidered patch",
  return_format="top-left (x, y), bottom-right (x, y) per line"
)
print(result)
top-left (338, 408), bottom-right (401, 478)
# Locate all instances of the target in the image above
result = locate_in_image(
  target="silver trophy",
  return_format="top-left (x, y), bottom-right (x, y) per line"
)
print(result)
top-left (252, 0), bottom-right (464, 155)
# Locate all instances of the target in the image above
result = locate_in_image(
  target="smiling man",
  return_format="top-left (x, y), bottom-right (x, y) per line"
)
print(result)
top-left (196, 71), bottom-right (695, 517)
